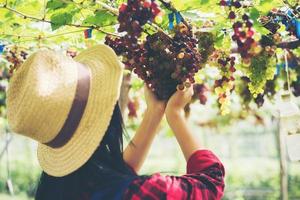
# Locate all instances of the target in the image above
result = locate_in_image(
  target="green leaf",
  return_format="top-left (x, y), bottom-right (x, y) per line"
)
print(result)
top-left (200, 0), bottom-right (209, 4)
top-left (4, 12), bottom-right (13, 18)
top-left (215, 33), bottom-right (224, 48)
top-left (50, 12), bottom-right (74, 30)
top-left (249, 8), bottom-right (260, 23)
top-left (83, 10), bottom-right (117, 27)
top-left (46, 0), bottom-right (67, 10)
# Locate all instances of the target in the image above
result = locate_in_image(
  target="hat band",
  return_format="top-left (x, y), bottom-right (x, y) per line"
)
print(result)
top-left (44, 63), bottom-right (91, 148)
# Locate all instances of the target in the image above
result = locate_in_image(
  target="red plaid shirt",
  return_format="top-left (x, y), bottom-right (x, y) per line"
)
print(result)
top-left (123, 150), bottom-right (225, 200)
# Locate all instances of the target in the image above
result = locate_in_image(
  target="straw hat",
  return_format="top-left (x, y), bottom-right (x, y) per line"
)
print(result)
top-left (6, 44), bottom-right (124, 177)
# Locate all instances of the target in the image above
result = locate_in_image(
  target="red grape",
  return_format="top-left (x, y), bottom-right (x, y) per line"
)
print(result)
top-left (229, 11), bottom-right (236, 19)
top-left (106, 0), bottom-right (203, 100)
top-left (119, 3), bottom-right (127, 13)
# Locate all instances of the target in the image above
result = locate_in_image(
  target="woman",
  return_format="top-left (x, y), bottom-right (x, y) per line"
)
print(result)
top-left (6, 44), bottom-right (225, 200)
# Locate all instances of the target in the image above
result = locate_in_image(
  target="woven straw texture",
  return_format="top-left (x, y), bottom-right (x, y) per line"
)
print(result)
top-left (7, 44), bottom-right (123, 177)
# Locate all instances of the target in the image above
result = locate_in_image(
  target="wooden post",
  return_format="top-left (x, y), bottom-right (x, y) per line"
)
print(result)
top-left (277, 116), bottom-right (289, 200)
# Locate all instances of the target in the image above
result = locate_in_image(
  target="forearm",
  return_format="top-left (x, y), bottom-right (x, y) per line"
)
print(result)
top-left (123, 108), bottom-right (164, 172)
top-left (167, 110), bottom-right (202, 161)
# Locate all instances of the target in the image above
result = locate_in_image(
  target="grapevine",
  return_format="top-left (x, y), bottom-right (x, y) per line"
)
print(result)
top-left (220, 1), bottom-right (278, 98)
top-left (1, 0), bottom-right (299, 116)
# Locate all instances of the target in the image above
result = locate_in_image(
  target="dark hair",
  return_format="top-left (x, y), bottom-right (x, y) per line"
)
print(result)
top-left (35, 103), bottom-right (136, 200)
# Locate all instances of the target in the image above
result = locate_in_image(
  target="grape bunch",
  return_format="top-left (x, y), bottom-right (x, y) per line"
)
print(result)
top-left (238, 76), bottom-right (277, 108)
top-left (193, 83), bottom-right (209, 105)
top-left (184, 83), bottom-right (209, 118)
top-left (213, 53), bottom-right (236, 115)
top-left (0, 66), bottom-right (9, 114)
top-left (106, 0), bottom-right (202, 100)
top-left (219, 0), bottom-right (261, 62)
top-left (105, 0), bottom-right (162, 64)
top-left (127, 97), bottom-right (140, 118)
top-left (195, 32), bottom-right (215, 63)
top-left (222, 4), bottom-right (277, 98)
top-left (219, 0), bottom-right (242, 9)
top-left (118, 0), bottom-right (162, 36)
top-left (246, 49), bottom-right (276, 97)
top-left (0, 46), bottom-right (26, 115)
top-left (142, 25), bottom-right (201, 99)
top-left (231, 14), bottom-right (260, 62)
top-left (4, 47), bottom-right (28, 75)
top-left (0, 81), bottom-right (7, 115)
top-left (237, 76), bottom-right (252, 107)
top-left (219, 0), bottom-right (253, 9)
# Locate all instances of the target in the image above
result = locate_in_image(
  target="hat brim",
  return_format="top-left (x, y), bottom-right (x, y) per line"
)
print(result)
top-left (37, 44), bottom-right (123, 177)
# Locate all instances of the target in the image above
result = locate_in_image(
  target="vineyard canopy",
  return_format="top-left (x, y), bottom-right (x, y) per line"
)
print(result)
top-left (0, 0), bottom-right (300, 118)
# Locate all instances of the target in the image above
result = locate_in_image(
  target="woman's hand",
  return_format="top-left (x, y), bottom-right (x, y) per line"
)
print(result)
top-left (144, 86), bottom-right (166, 115)
top-left (165, 84), bottom-right (202, 161)
top-left (165, 84), bottom-right (194, 119)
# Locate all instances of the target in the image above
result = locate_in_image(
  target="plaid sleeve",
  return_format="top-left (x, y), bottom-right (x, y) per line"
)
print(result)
top-left (123, 150), bottom-right (225, 200)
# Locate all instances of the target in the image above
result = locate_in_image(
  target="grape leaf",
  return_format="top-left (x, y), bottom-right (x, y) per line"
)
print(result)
top-left (46, 0), bottom-right (67, 10)
top-left (200, 0), bottom-right (209, 4)
top-left (249, 8), bottom-right (260, 23)
top-left (83, 10), bottom-right (117, 27)
top-left (50, 12), bottom-right (74, 30)
top-left (214, 33), bottom-right (225, 48)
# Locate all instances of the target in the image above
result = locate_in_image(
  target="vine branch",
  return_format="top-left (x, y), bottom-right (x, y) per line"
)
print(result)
top-left (0, 4), bottom-right (120, 37)
top-left (277, 39), bottom-right (300, 49)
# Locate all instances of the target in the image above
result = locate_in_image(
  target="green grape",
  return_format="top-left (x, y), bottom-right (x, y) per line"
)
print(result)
top-left (245, 51), bottom-right (276, 98)
top-left (213, 54), bottom-right (236, 115)
top-left (196, 32), bottom-right (215, 64)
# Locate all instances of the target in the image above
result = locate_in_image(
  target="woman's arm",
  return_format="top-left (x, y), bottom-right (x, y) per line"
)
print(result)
top-left (123, 87), bottom-right (165, 173)
top-left (165, 85), bottom-right (202, 161)
top-left (124, 85), bottom-right (225, 200)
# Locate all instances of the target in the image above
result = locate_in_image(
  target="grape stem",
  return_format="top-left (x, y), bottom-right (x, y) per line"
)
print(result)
top-left (96, 1), bottom-right (119, 15)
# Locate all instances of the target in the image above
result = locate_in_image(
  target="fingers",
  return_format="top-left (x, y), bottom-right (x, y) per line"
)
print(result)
top-left (177, 83), bottom-right (191, 91)
top-left (177, 84), bottom-right (185, 91)
top-left (175, 82), bottom-right (194, 102)
top-left (184, 82), bottom-right (191, 88)
top-left (188, 85), bottom-right (194, 97)
top-left (177, 82), bottom-right (193, 94)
